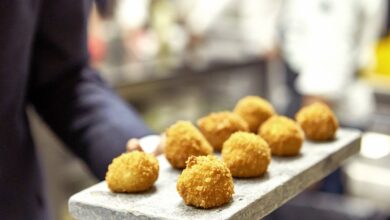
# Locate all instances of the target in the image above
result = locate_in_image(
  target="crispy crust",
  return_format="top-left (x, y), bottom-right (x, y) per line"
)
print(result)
top-left (176, 155), bottom-right (234, 209)
top-left (164, 121), bottom-right (213, 169)
top-left (222, 132), bottom-right (271, 177)
top-left (295, 102), bottom-right (339, 141)
top-left (106, 151), bottom-right (159, 193)
top-left (259, 116), bottom-right (304, 156)
top-left (197, 112), bottom-right (249, 151)
top-left (234, 96), bottom-right (275, 133)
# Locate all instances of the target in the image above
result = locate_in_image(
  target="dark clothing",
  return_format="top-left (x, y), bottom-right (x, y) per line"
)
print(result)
top-left (0, 1), bottom-right (152, 219)
top-left (284, 61), bottom-right (302, 118)
top-left (283, 62), bottom-right (344, 194)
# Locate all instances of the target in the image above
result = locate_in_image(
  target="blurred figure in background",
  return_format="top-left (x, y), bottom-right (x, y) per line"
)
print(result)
top-left (115, 0), bottom-right (187, 62)
top-left (280, 0), bottom-right (386, 130)
top-left (278, 0), bottom-right (386, 195)
top-left (183, 0), bottom-right (386, 130)
top-left (184, 0), bottom-right (282, 59)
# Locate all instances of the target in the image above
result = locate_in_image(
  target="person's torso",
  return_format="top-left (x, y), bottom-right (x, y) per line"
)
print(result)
top-left (1, 1), bottom-right (53, 219)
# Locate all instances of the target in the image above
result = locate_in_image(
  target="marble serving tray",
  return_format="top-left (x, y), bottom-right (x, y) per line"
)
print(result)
top-left (69, 128), bottom-right (361, 220)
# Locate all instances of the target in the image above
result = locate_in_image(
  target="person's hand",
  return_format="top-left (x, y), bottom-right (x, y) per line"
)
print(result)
top-left (264, 46), bottom-right (280, 61)
top-left (152, 133), bottom-right (165, 156)
top-left (126, 134), bottom-right (166, 156)
top-left (302, 95), bottom-right (332, 107)
top-left (187, 34), bottom-right (204, 51)
top-left (126, 138), bottom-right (143, 152)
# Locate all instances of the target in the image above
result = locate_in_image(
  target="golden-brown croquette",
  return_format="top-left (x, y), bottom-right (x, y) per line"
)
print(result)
top-left (106, 151), bottom-right (159, 193)
top-left (259, 116), bottom-right (304, 156)
top-left (234, 96), bottom-right (275, 133)
top-left (222, 132), bottom-right (271, 177)
top-left (177, 155), bottom-right (234, 209)
top-left (164, 121), bottom-right (213, 169)
top-left (295, 102), bottom-right (339, 141)
top-left (197, 112), bottom-right (249, 151)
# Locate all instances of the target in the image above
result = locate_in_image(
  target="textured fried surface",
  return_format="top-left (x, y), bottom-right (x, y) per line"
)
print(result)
top-left (164, 121), bottom-right (213, 169)
top-left (177, 155), bottom-right (234, 209)
top-left (295, 102), bottom-right (339, 141)
top-left (197, 112), bottom-right (249, 151)
top-left (222, 132), bottom-right (271, 177)
top-left (106, 151), bottom-right (159, 193)
top-left (259, 116), bottom-right (304, 156)
top-left (234, 96), bottom-right (275, 133)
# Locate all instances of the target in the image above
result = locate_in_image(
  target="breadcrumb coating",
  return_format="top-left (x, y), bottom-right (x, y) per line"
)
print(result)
top-left (164, 121), bottom-right (213, 169)
top-left (234, 96), bottom-right (275, 133)
top-left (222, 132), bottom-right (271, 177)
top-left (259, 116), bottom-right (304, 156)
top-left (177, 155), bottom-right (234, 209)
top-left (106, 151), bottom-right (159, 193)
top-left (197, 112), bottom-right (249, 151)
top-left (295, 102), bottom-right (339, 141)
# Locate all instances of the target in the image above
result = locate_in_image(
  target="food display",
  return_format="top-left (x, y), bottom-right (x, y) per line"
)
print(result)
top-left (176, 155), bottom-right (234, 209)
top-left (234, 96), bottom-right (275, 133)
top-left (105, 151), bottom-right (159, 193)
top-left (72, 129), bottom-right (360, 220)
top-left (222, 132), bottom-right (271, 178)
top-left (197, 111), bottom-right (249, 151)
top-left (259, 116), bottom-right (304, 156)
top-left (164, 121), bottom-right (213, 169)
top-left (296, 102), bottom-right (339, 141)
top-left (102, 97), bottom-right (342, 211)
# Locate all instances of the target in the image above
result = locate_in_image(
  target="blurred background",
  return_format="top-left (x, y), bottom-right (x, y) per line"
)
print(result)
top-left (29, 0), bottom-right (390, 219)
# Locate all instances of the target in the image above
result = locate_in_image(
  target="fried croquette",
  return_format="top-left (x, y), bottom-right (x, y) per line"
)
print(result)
top-left (222, 132), bottom-right (271, 177)
top-left (164, 121), bottom-right (213, 169)
top-left (197, 112), bottom-right (249, 151)
top-left (177, 155), bottom-right (234, 209)
top-left (295, 102), bottom-right (339, 141)
top-left (106, 151), bottom-right (159, 193)
top-left (234, 96), bottom-right (275, 133)
top-left (259, 116), bottom-right (304, 156)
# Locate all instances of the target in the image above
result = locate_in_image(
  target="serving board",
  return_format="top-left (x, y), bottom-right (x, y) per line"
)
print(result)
top-left (69, 128), bottom-right (361, 220)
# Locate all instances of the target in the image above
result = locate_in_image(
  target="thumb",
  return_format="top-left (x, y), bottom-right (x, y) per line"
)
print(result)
top-left (126, 138), bottom-right (144, 152)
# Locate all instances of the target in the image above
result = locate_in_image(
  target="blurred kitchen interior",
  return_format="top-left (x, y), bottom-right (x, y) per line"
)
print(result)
top-left (29, 0), bottom-right (390, 219)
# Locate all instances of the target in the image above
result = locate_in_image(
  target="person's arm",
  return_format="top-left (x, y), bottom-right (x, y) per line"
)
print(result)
top-left (29, 0), bottom-right (152, 180)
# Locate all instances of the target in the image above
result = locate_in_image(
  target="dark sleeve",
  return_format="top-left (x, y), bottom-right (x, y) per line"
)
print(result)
top-left (29, 0), bottom-right (153, 180)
